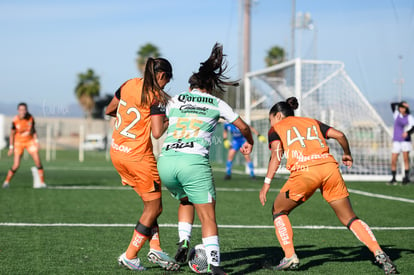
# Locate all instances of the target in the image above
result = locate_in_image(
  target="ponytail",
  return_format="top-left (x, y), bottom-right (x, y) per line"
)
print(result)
top-left (141, 57), bottom-right (172, 106)
top-left (188, 43), bottom-right (239, 95)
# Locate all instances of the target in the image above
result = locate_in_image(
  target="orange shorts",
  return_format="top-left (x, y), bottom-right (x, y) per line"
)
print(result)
top-left (111, 153), bottom-right (162, 201)
top-left (14, 139), bottom-right (38, 156)
top-left (280, 162), bottom-right (349, 203)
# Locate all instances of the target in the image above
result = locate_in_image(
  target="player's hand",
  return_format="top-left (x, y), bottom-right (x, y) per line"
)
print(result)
top-left (260, 183), bottom-right (270, 206)
top-left (402, 132), bottom-right (408, 139)
top-left (258, 135), bottom-right (267, 143)
top-left (342, 154), bottom-right (353, 168)
top-left (7, 148), bottom-right (13, 157)
top-left (223, 139), bottom-right (231, 149)
top-left (240, 142), bottom-right (252, 155)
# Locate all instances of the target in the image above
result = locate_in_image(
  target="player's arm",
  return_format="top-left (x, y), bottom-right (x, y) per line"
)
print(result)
top-left (150, 100), bottom-right (168, 139)
top-left (31, 118), bottom-right (39, 144)
top-left (222, 125), bottom-right (228, 140)
top-left (326, 127), bottom-right (353, 168)
top-left (403, 115), bottom-right (414, 138)
top-left (390, 102), bottom-right (399, 112)
top-left (151, 115), bottom-right (168, 139)
top-left (105, 96), bottom-right (119, 117)
top-left (222, 125), bottom-right (231, 149)
top-left (232, 118), bottom-right (254, 154)
top-left (260, 139), bottom-right (283, 206)
top-left (106, 87), bottom-right (122, 117)
top-left (8, 126), bottom-right (16, 156)
top-left (249, 125), bottom-right (266, 143)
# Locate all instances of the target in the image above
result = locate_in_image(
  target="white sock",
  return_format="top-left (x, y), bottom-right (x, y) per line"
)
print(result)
top-left (178, 222), bottom-right (192, 242)
top-left (202, 235), bottom-right (220, 266)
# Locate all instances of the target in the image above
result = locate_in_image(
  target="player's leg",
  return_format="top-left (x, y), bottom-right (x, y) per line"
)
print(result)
top-left (158, 154), bottom-right (193, 264)
top-left (3, 149), bottom-right (22, 188)
top-left (243, 153), bottom-right (255, 178)
top-left (402, 150), bottom-right (410, 184)
top-left (324, 166), bottom-right (397, 274)
top-left (271, 191), bottom-right (300, 270)
top-left (117, 157), bottom-right (178, 271)
top-left (175, 198), bottom-right (194, 263)
top-left (225, 149), bottom-right (237, 180)
top-left (329, 197), bottom-right (397, 274)
top-left (180, 154), bottom-right (226, 274)
top-left (28, 146), bottom-right (46, 187)
top-left (194, 202), bottom-right (227, 274)
top-left (389, 142), bottom-right (400, 184)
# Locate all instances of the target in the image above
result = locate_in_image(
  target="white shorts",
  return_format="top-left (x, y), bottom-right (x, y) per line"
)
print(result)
top-left (392, 141), bottom-right (412, 154)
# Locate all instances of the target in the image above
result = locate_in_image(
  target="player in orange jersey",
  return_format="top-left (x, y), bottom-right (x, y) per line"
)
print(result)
top-left (2, 103), bottom-right (46, 189)
top-left (259, 97), bottom-right (397, 274)
top-left (105, 57), bottom-right (179, 271)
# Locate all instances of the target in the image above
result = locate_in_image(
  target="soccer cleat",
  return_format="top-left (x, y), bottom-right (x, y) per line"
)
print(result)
top-left (375, 252), bottom-right (397, 274)
top-left (147, 248), bottom-right (180, 271)
top-left (224, 175), bottom-right (231, 180)
top-left (2, 182), bottom-right (9, 189)
top-left (34, 183), bottom-right (47, 189)
top-left (272, 254), bottom-right (300, 271)
top-left (207, 264), bottom-right (227, 275)
top-left (402, 177), bottom-right (410, 185)
top-left (175, 239), bottom-right (190, 263)
top-left (386, 179), bottom-right (397, 186)
top-left (118, 252), bottom-right (146, 271)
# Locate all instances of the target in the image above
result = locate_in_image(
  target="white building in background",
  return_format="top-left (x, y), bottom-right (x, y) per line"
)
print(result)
top-left (0, 114), bottom-right (6, 149)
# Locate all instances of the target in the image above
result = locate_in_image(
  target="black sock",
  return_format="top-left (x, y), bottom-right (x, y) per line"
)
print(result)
top-left (404, 169), bottom-right (409, 179)
top-left (391, 170), bottom-right (396, 180)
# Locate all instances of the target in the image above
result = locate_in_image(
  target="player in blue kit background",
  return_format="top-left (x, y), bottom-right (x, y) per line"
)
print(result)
top-left (223, 123), bottom-right (266, 180)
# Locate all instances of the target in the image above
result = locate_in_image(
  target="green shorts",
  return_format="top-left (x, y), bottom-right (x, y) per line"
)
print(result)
top-left (157, 152), bottom-right (216, 204)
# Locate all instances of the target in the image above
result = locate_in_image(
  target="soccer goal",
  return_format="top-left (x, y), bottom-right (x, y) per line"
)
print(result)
top-left (244, 58), bottom-right (396, 181)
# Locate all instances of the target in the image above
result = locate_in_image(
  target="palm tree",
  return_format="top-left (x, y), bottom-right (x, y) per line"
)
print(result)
top-left (75, 68), bottom-right (100, 118)
top-left (136, 43), bottom-right (161, 75)
top-left (265, 46), bottom-right (285, 67)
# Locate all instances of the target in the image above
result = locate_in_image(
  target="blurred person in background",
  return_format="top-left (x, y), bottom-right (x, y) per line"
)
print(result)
top-left (389, 101), bottom-right (414, 185)
top-left (2, 103), bottom-right (46, 189)
top-left (223, 123), bottom-right (266, 180)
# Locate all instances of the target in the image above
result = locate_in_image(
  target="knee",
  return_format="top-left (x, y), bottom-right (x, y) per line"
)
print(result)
top-left (272, 205), bottom-right (289, 217)
top-left (272, 211), bottom-right (289, 221)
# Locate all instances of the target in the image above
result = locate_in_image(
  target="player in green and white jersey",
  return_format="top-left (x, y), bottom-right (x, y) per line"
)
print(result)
top-left (157, 43), bottom-right (254, 275)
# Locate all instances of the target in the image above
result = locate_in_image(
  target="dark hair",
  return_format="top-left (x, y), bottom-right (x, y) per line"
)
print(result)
top-left (188, 43), bottom-right (239, 95)
top-left (399, 101), bottom-right (410, 114)
top-left (269, 97), bottom-right (299, 117)
top-left (141, 57), bottom-right (172, 106)
top-left (17, 102), bottom-right (28, 109)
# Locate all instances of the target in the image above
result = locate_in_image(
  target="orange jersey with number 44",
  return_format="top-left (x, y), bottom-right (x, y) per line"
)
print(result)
top-left (272, 116), bottom-right (337, 171)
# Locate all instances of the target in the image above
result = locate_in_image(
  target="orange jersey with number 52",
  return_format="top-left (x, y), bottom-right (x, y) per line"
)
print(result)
top-left (271, 116), bottom-right (337, 171)
top-left (110, 78), bottom-right (165, 160)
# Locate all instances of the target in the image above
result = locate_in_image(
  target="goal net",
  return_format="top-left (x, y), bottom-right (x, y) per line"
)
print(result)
top-left (244, 58), bottom-right (396, 181)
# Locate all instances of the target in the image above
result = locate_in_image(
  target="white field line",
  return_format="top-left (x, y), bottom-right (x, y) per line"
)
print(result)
top-left (348, 188), bottom-right (414, 203)
top-left (0, 222), bottom-right (413, 230)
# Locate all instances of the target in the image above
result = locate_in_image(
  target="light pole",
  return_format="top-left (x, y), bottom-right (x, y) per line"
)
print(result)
top-left (295, 11), bottom-right (314, 59)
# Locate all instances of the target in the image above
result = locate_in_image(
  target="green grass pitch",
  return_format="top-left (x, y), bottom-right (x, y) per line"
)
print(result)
top-left (0, 150), bottom-right (413, 274)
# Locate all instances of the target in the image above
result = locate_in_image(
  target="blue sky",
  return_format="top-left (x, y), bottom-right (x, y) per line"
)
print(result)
top-left (1, 0), bottom-right (413, 112)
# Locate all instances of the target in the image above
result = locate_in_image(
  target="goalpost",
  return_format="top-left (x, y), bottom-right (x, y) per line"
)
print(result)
top-left (244, 58), bottom-right (398, 181)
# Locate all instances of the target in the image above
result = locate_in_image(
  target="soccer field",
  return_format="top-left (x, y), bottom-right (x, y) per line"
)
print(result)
top-left (0, 150), bottom-right (413, 274)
